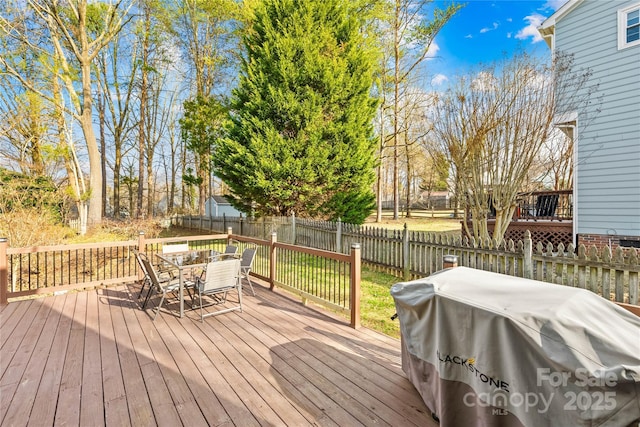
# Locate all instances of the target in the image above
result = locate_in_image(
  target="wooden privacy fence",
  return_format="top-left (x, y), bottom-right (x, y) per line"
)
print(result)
top-left (178, 215), bottom-right (640, 308)
top-left (0, 232), bottom-right (362, 328)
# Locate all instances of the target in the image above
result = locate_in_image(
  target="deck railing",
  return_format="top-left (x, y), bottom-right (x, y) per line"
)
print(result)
top-left (0, 232), bottom-right (362, 328)
top-left (508, 189), bottom-right (573, 221)
top-left (178, 215), bottom-right (640, 310)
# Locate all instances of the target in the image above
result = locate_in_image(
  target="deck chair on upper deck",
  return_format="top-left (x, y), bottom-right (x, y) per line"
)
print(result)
top-left (193, 258), bottom-right (242, 322)
top-left (535, 194), bottom-right (559, 218)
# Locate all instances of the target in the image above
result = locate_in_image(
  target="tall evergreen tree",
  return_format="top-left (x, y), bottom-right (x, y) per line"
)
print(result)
top-left (212, 0), bottom-right (378, 224)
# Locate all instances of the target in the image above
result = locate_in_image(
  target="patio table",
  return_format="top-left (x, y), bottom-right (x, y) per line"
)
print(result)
top-left (155, 249), bottom-right (222, 318)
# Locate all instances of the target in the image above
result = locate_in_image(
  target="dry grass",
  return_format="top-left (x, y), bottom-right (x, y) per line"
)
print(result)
top-left (364, 210), bottom-right (462, 233)
top-left (68, 218), bottom-right (188, 243)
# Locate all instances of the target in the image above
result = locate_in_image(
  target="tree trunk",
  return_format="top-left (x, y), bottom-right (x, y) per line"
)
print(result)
top-left (113, 146), bottom-right (121, 217)
top-left (404, 129), bottom-right (413, 218)
top-left (137, 69), bottom-right (147, 218)
top-left (392, 1), bottom-right (400, 220)
top-left (80, 56), bottom-right (102, 227)
top-left (98, 90), bottom-right (107, 217)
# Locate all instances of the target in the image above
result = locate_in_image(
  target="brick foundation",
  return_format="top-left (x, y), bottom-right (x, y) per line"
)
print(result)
top-left (577, 234), bottom-right (640, 251)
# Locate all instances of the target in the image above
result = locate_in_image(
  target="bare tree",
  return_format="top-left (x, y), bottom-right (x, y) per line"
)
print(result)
top-left (95, 29), bottom-right (139, 218)
top-left (386, 0), bottom-right (461, 220)
top-left (432, 52), bottom-right (598, 244)
top-left (397, 85), bottom-right (434, 217)
top-left (1, 2), bottom-right (92, 233)
top-left (540, 128), bottom-right (574, 190)
top-left (170, 0), bottom-right (239, 215)
top-left (0, 3), bottom-right (51, 176)
top-left (144, 72), bottom-right (180, 217)
top-left (1, 0), bottom-right (134, 228)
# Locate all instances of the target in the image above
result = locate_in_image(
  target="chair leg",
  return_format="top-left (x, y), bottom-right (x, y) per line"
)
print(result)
top-left (137, 279), bottom-right (146, 299)
top-left (244, 274), bottom-right (255, 296)
top-left (154, 292), bottom-right (167, 321)
top-left (199, 292), bottom-right (204, 322)
top-left (142, 284), bottom-right (155, 309)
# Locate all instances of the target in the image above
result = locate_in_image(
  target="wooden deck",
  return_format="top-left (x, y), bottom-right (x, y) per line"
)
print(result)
top-left (0, 278), bottom-right (436, 426)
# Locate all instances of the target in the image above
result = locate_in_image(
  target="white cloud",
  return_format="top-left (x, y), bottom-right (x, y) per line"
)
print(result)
top-left (480, 22), bottom-right (499, 33)
top-left (515, 14), bottom-right (546, 43)
top-left (506, 18), bottom-right (513, 23)
top-left (542, 0), bottom-right (566, 11)
top-left (471, 71), bottom-right (497, 92)
top-left (431, 74), bottom-right (449, 86)
top-left (507, 32), bottom-right (512, 38)
top-left (465, 34), bottom-right (473, 39)
top-left (426, 41), bottom-right (440, 59)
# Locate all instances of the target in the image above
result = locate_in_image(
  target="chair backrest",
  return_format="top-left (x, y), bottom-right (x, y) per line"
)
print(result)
top-left (139, 253), bottom-right (165, 289)
top-left (224, 244), bottom-right (238, 255)
top-left (133, 250), bottom-right (150, 277)
top-left (162, 243), bottom-right (189, 254)
top-left (240, 248), bottom-right (256, 270)
top-left (201, 258), bottom-right (241, 292)
top-left (536, 194), bottom-right (559, 217)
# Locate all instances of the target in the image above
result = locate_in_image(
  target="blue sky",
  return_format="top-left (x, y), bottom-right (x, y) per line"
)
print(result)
top-left (427, 0), bottom-right (567, 86)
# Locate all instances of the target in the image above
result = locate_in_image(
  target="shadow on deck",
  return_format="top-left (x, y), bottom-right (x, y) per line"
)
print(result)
top-left (0, 278), bottom-right (436, 426)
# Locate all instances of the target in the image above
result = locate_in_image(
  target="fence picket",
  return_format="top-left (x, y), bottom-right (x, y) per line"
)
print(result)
top-left (178, 215), bottom-right (640, 306)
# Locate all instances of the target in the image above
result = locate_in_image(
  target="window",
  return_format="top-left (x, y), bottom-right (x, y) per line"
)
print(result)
top-left (618, 3), bottom-right (640, 49)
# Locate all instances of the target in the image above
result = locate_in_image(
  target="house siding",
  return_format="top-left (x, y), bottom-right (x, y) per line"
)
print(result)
top-left (204, 197), bottom-right (243, 217)
top-left (555, 0), bottom-right (640, 237)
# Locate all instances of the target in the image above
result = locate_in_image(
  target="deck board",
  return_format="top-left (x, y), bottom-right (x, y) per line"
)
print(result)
top-left (29, 293), bottom-right (75, 427)
top-left (0, 279), bottom-right (437, 426)
top-left (82, 286), bottom-right (105, 427)
top-left (54, 291), bottom-right (85, 427)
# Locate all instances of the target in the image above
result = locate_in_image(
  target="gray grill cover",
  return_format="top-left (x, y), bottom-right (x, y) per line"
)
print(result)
top-left (391, 267), bottom-right (640, 427)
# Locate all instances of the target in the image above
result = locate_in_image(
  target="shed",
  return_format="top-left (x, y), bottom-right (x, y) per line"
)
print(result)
top-left (204, 195), bottom-right (242, 217)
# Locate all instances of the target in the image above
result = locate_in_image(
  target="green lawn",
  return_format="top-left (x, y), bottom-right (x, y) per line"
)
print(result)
top-left (67, 220), bottom-right (436, 339)
top-left (360, 267), bottom-right (403, 338)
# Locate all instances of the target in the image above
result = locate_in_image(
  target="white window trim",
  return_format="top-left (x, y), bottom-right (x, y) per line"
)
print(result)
top-left (617, 3), bottom-right (640, 50)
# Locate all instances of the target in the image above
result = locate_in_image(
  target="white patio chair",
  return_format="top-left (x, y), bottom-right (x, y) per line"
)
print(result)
top-left (158, 242), bottom-right (190, 276)
top-left (193, 258), bottom-right (242, 322)
top-left (162, 242), bottom-right (189, 254)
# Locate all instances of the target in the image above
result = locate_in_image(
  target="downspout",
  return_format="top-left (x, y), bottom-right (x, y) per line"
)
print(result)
top-left (557, 122), bottom-right (577, 247)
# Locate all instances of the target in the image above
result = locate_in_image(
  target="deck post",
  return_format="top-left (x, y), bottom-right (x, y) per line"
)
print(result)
top-left (336, 218), bottom-right (342, 253)
top-left (443, 254), bottom-right (459, 269)
top-left (0, 238), bottom-right (7, 305)
top-left (350, 243), bottom-right (361, 329)
top-left (523, 230), bottom-right (533, 279)
top-left (138, 231), bottom-right (145, 252)
top-left (403, 223), bottom-right (410, 280)
top-left (291, 212), bottom-right (296, 245)
top-left (137, 232), bottom-right (145, 281)
top-left (269, 232), bottom-right (277, 290)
